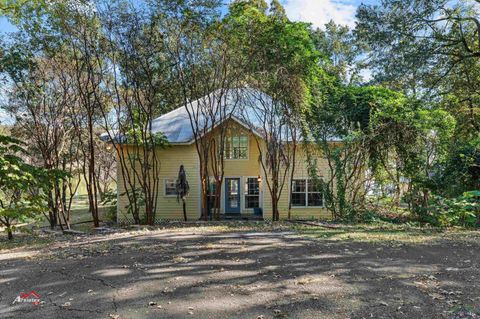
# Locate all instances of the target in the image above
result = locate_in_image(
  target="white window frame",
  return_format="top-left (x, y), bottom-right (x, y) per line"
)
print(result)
top-left (290, 179), bottom-right (324, 208)
top-left (224, 135), bottom-right (249, 160)
top-left (244, 176), bottom-right (260, 210)
top-left (164, 178), bottom-right (177, 197)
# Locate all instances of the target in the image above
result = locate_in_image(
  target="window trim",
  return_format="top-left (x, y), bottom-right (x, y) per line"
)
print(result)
top-left (290, 178), bottom-right (324, 208)
top-left (164, 178), bottom-right (177, 197)
top-left (224, 135), bottom-right (249, 161)
top-left (244, 176), bottom-right (260, 210)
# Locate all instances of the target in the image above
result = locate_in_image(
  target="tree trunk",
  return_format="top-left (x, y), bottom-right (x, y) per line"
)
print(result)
top-left (183, 199), bottom-right (187, 222)
top-left (200, 175), bottom-right (209, 221)
top-left (7, 223), bottom-right (13, 240)
top-left (272, 194), bottom-right (279, 221)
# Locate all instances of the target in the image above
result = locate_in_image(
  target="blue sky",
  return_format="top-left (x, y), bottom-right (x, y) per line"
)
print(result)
top-left (0, 0), bottom-right (380, 35)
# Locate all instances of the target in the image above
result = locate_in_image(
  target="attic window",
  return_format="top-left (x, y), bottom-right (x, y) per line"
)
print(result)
top-left (225, 135), bottom-right (248, 159)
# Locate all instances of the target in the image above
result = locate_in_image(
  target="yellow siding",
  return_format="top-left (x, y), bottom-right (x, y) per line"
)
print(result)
top-left (116, 121), bottom-right (335, 222)
top-left (206, 120), bottom-right (263, 214)
top-left (116, 144), bottom-right (200, 223)
top-left (262, 145), bottom-right (332, 220)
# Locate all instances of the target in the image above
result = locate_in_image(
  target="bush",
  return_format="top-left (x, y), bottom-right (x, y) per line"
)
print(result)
top-left (430, 191), bottom-right (480, 227)
top-left (101, 190), bottom-right (117, 223)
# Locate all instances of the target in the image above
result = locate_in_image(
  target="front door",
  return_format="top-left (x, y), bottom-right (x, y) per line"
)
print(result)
top-left (225, 178), bottom-right (241, 214)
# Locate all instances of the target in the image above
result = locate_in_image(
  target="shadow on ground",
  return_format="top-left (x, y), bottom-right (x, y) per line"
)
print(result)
top-left (0, 227), bottom-right (479, 319)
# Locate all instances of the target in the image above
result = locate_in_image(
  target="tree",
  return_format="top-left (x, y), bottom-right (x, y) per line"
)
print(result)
top-left (1, 30), bottom-right (86, 230)
top-left (311, 21), bottom-right (365, 84)
top-left (269, 0), bottom-right (286, 20)
top-left (355, 0), bottom-right (478, 216)
top-left (356, 0), bottom-right (480, 132)
top-left (162, 0), bottom-right (243, 220)
top-left (0, 135), bottom-right (53, 239)
top-left (97, 0), bottom-right (172, 225)
top-left (225, 0), bottom-right (318, 221)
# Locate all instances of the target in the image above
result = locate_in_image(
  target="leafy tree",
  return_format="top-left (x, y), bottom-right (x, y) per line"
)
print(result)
top-left (269, 0), bottom-right (286, 20)
top-left (225, 0), bottom-right (319, 221)
top-left (1, 37), bottom-right (84, 230)
top-left (441, 137), bottom-right (480, 197)
top-left (311, 21), bottom-right (365, 84)
top-left (356, 0), bottom-right (480, 132)
top-left (0, 135), bottom-right (52, 239)
top-left (355, 0), bottom-right (479, 221)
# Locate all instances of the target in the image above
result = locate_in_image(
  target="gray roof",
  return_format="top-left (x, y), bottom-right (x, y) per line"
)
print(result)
top-left (150, 87), bottom-right (267, 144)
top-left (102, 87), bottom-right (341, 144)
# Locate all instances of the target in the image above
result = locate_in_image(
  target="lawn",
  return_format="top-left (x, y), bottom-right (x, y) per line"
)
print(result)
top-left (0, 223), bottom-right (479, 319)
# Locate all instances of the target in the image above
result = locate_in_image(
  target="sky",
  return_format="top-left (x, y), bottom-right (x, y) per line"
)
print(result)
top-left (283, 0), bottom-right (378, 29)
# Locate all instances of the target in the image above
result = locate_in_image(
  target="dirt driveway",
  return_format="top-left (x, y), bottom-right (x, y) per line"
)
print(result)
top-left (0, 225), bottom-right (479, 319)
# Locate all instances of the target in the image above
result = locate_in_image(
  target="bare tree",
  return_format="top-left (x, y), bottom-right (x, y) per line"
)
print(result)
top-left (3, 51), bottom-right (82, 229)
top-left (241, 88), bottom-right (298, 221)
top-left (164, 3), bottom-right (242, 220)
top-left (96, 1), bottom-right (172, 225)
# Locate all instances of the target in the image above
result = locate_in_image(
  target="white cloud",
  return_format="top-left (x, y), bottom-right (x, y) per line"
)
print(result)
top-left (282, 0), bottom-right (357, 29)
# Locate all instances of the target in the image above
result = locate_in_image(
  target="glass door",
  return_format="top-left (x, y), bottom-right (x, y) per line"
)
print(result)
top-left (225, 178), bottom-right (241, 214)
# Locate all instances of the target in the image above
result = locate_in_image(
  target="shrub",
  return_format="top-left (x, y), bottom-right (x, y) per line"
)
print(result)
top-left (430, 191), bottom-right (479, 227)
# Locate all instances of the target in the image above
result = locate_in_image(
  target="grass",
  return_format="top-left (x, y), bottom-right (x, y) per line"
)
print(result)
top-left (0, 233), bottom-right (55, 251)
top-left (292, 222), bottom-right (480, 244)
top-left (3, 214), bottom-right (479, 252)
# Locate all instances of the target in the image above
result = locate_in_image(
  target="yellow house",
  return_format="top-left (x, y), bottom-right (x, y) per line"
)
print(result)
top-left (115, 88), bottom-right (335, 222)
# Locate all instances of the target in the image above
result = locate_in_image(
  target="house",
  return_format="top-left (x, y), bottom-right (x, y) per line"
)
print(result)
top-left (114, 88), bottom-right (336, 222)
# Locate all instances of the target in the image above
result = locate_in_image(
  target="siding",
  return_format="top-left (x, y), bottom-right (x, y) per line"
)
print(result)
top-left (262, 145), bottom-right (332, 220)
top-left (115, 122), bottom-right (335, 222)
top-left (206, 120), bottom-right (263, 214)
top-left (116, 144), bottom-right (200, 223)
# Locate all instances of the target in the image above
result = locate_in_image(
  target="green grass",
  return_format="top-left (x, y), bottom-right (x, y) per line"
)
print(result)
top-left (292, 223), bottom-right (480, 244)
top-left (0, 233), bottom-right (55, 251)
top-left (32, 200), bottom-right (115, 232)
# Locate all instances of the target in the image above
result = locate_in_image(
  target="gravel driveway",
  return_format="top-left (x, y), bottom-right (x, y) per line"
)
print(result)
top-left (0, 227), bottom-right (479, 319)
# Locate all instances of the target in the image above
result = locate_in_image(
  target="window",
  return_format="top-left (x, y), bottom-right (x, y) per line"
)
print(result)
top-left (308, 180), bottom-right (323, 207)
top-left (244, 178), bottom-right (260, 208)
top-left (291, 179), bottom-right (323, 207)
top-left (225, 135), bottom-right (248, 159)
top-left (164, 179), bottom-right (176, 196)
top-left (291, 180), bottom-right (306, 206)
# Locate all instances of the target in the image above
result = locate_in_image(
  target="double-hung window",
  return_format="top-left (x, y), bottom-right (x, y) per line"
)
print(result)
top-left (244, 178), bottom-right (260, 208)
top-left (291, 179), bottom-right (323, 207)
top-left (225, 135), bottom-right (248, 159)
top-left (164, 179), bottom-right (177, 197)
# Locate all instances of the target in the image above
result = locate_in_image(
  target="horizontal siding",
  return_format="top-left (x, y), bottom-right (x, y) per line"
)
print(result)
top-left (116, 144), bottom-right (200, 223)
top-left (116, 130), bottom-right (336, 222)
top-left (262, 145), bottom-right (332, 220)
top-left (206, 120), bottom-right (262, 214)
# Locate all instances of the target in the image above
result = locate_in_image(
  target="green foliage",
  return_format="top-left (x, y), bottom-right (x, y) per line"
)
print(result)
top-left (441, 137), bottom-right (480, 196)
top-left (311, 21), bottom-right (364, 84)
top-left (100, 189), bottom-right (117, 206)
top-left (429, 191), bottom-right (480, 228)
top-left (100, 189), bottom-right (117, 223)
top-left (0, 134), bottom-right (55, 238)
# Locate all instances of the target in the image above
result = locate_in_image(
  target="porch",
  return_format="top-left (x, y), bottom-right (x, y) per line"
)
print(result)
top-left (207, 176), bottom-right (264, 220)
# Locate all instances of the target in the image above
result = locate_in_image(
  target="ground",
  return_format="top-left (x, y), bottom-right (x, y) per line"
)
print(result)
top-left (0, 223), bottom-right (479, 319)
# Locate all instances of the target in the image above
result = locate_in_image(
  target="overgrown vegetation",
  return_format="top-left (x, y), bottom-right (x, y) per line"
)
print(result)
top-left (0, 0), bottom-right (479, 233)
